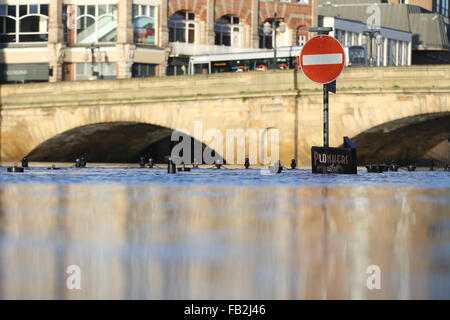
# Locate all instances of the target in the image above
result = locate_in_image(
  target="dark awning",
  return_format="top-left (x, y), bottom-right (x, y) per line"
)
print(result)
top-left (0, 63), bottom-right (49, 83)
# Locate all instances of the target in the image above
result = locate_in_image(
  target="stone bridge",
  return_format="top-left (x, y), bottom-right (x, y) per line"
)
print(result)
top-left (1, 65), bottom-right (449, 165)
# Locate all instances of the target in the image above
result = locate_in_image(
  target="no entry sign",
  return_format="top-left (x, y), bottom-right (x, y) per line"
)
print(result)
top-left (300, 35), bottom-right (345, 84)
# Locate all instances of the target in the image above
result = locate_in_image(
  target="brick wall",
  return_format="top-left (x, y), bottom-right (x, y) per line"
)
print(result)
top-left (167, 0), bottom-right (312, 43)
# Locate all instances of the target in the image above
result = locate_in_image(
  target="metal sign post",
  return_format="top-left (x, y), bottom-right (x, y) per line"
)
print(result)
top-left (302, 27), bottom-right (339, 148)
top-left (301, 27), bottom-right (357, 174)
top-left (323, 83), bottom-right (329, 147)
top-left (323, 79), bottom-right (336, 148)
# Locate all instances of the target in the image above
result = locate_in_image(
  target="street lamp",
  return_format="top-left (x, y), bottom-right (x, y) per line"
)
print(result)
top-left (363, 29), bottom-right (382, 66)
top-left (263, 13), bottom-right (286, 69)
top-left (84, 43), bottom-right (100, 80)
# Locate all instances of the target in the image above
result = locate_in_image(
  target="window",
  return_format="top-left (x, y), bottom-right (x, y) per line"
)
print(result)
top-left (74, 62), bottom-right (116, 81)
top-left (169, 11), bottom-right (195, 43)
top-left (387, 39), bottom-right (395, 66)
top-left (132, 63), bottom-right (156, 77)
top-left (215, 15), bottom-right (240, 46)
top-left (0, 4), bottom-right (48, 43)
top-left (398, 41), bottom-right (403, 65)
top-left (335, 29), bottom-right (343, 44)
top-left (133, 4), bottom-right (157, 44)
top-left (71, 4), bottom-right (117, 44)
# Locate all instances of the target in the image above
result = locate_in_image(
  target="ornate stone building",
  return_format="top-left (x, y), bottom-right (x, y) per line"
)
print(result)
top-left (0, 0), bottom-right (313, 83)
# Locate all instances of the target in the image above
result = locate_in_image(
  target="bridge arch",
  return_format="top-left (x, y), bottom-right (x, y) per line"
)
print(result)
top-left (26, 121), bottom-right (222, 164)
top-left (347, 112), bottom-right (450, 165)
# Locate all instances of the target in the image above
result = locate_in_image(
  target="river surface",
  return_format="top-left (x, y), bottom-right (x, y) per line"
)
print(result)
top-left (0, 166), bottom-right (449, 299)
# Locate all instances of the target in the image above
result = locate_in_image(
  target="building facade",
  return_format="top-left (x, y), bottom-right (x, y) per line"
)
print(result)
top-left (318, 0), bottom-right (450, 65)
top-left (0, 0), bottom-right (313, 83)
top-left (0, 0), bottom-right (170, 83)
top-left (385, 0), bottom-right (449, 18)
top-left (385, 0), bottom-right (450, 46)
top-left (165, 0), bottom-right (313, 75)
top-left (321, 16), bottom-right (412, 66)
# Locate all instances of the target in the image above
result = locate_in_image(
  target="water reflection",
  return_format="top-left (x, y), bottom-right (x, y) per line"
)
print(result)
top-left (0, 180), bottom-right (449, 299)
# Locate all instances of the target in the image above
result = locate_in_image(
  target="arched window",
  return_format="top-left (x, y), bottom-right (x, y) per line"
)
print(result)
top-left (0, 4), bottom-right (48, 43)
top-left (214, 15), bottom-right (240, 46)
top-left (259, 21), bottom-right (273, 49)
top-left (75, 4), bottom-right (117, 43)
top-left (169, 10), bottom-right (195, 43)
top-left (133, 4), bottom-right (157, 44)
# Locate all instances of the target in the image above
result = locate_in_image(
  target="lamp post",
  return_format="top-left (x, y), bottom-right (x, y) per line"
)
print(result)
top-left (85, 43), bottom-right (100, 80)
top-left (362, 29), bottom-right (382, 66)
top-left (263, 13), bottom-right (286, 69)
top-left (317, 2), bottom-right (384, 67)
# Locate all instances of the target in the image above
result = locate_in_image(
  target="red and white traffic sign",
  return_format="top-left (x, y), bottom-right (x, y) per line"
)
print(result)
top-left (300, 35), bottom-right (345, 84)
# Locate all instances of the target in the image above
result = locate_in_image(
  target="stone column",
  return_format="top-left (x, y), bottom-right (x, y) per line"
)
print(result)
top-left (407, 41), bottom-right (412, 65)
top-left (159, 47), bottom-right (171, 76)
top-left (311, 0), bottom-right (317, 28)
top-left (116, 0), bottom-right (135, 79)
top-left (383, 38), bottom-right (388, 66)
top-left (251, 0), bottom-right (259, 48)
top-left (160, 0), bottom-right (169, 47)
top-left (206, 0), bottom-right (215, 45)
top-left (395, 40), bottom-right (399, 66)
top-left (48, 0), bottom-right (65, 82)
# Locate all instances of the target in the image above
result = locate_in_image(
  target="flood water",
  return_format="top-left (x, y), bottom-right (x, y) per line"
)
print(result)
top-left (0, 166), bottom-right (449, 299)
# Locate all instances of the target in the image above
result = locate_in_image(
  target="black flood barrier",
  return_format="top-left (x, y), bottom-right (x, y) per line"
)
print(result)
top-left (178, 164), bottom-right (191, 172)
top-left (311, 136), bottom-right (357, 174)
top-left (390, 164), bottom-right (400, 172)
top-left (244, 158), bottom-right (250, 169)
top-left (75, 157), bottom-right (87, 168)
top-left (7, 163), bottom-right (24, 173)
top-left (22, 157), bottom-right (29, 168)
top-left (366, 164), bottom-right (387, 173)
top-left (269, 161), bottom-right (283, 174)
top-left (290, 159), bottom-right (297, 169)
top-left (193, 159), bottom-right (199, 169)
top-left (139, 156), bottom-right (146, 168)
top-left (167, 158), bottom-right (176, 174)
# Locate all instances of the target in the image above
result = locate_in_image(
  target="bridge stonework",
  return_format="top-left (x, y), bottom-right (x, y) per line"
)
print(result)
top-left (1, 65), bottom-right (449, 165)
